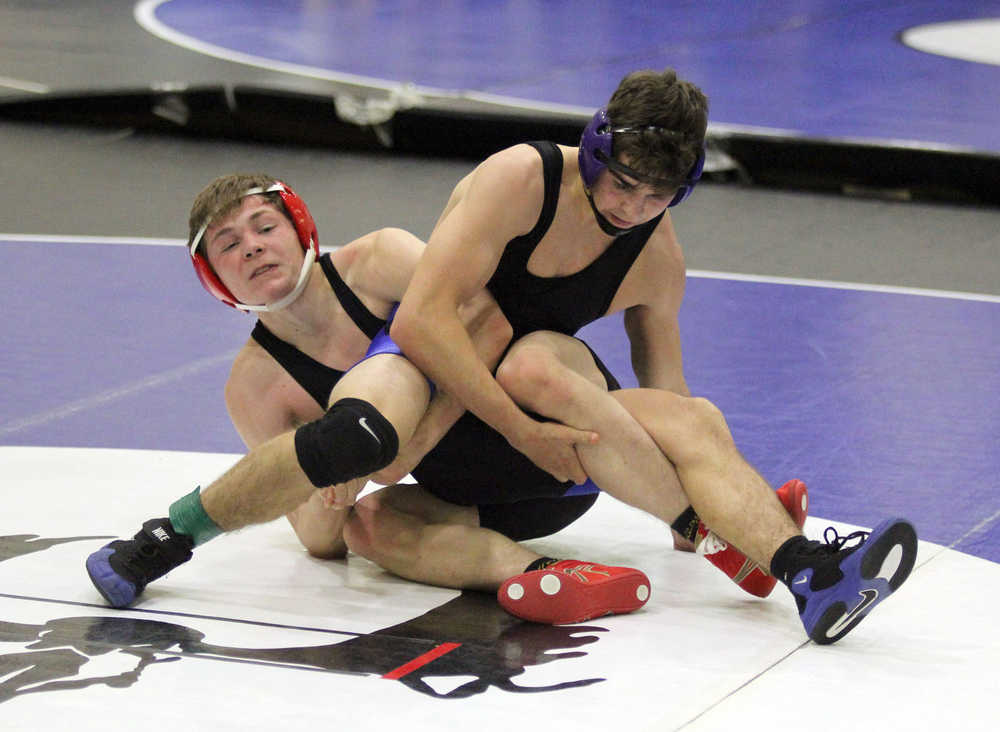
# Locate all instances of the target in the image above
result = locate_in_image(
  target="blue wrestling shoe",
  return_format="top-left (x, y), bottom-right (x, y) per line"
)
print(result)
top-left (786, 518), bottom-right (917, 645)
top-left (86, 518), bottom-right (193, 608)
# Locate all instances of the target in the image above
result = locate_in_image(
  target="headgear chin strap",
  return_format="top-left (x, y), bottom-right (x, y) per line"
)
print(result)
top-left (578, 107), bottom-right (705, 207)
top-left (585, 189), bottom-right (635, 237)
top-left (189, 182), bottom-right (320, 312)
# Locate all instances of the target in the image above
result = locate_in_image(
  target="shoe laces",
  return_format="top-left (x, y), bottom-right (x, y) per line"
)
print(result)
top-left (792, 527), bottom-right (870, 592)
top-left (821, 526), bottom-right (869, 553)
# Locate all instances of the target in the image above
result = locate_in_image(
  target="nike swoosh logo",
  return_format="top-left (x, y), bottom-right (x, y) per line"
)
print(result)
top-left (825, 588), bottom-right (879, 638)
top-left (358, 417), bottom-right (380, 443)
top-left (793, 576), bottom-right (809, 585)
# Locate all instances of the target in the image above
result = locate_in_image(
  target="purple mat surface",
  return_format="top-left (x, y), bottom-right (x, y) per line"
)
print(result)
top-left (4, 239), bottom-right (998, 561)
top-left (152, 0), bottom-right (1000, 152)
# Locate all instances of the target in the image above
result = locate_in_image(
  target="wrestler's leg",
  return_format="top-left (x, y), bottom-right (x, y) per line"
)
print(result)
top-left (346, 486), bottom-right (649, 624)
top-left (615, 388), bottom-right (917, 645)
top-left (496, 332), bottom-right (689, 527)
top-left (200, 353), bottom-right (430, 531)
top-left (87, 353), bottom-right (430, 608)
top-left (347, 485), bottom-right (646, 624)
top-left (344, 484), bottom-right (539, 591)
top-left (285, 491), bottom-right (350, 559)
top-left (611, 388), bottom-right (800, 568)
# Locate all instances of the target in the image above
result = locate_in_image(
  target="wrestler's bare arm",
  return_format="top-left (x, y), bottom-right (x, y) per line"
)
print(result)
top-left (609, 214), bottom-right (690, 395)
top-left (373, 291), bottom-right (513, 484)
top-left (395, 147), bottom-right (597, 484)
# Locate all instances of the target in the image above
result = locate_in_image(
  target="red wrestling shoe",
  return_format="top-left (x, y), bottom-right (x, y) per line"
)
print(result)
top-left (696, 479), bottom-right (809, 598)
top-left (498, 560), bottom-right (651, 624)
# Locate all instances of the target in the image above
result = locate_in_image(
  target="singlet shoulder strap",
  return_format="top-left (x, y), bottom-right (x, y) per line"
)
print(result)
top-left (513, 141), bottom-right (563, 246)
top-left (319, 253), bottom-right (385, 339)
top-left (250, 321), bottom-right (341, 408)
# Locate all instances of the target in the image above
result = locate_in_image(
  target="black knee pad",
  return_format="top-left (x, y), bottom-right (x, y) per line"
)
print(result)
top-left (294, 398), bottom-right (399, 487)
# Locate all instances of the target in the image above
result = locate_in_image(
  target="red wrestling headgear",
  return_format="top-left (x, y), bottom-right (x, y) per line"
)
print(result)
top-left (189, 181), bottom-right (320, 311)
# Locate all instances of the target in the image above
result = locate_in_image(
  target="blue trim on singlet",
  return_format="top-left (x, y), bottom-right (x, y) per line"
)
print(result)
top-left (353, 304), bottom-right (436, 395)
top-left (563, 478), bottom-right (601, 496)
top-left (359, 309), bottom-right (602, 498)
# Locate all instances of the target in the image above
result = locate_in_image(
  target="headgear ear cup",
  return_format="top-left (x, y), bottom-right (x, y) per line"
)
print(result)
top-left (578, 108), bottom-right (614, 189)
top-left (273, 182), bottom-right (319, 255)
top-left (577, 107), bottom-right (704, 207)
top-left (189, 181), bottom-right (319, 309)
top-left (668, 146), bottom-right (704, 207)
top-left (192, 252), bottom-right (240, 308)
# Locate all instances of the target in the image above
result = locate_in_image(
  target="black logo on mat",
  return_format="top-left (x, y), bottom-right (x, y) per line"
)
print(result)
top-left (0, 534), bottom-right (607, 701)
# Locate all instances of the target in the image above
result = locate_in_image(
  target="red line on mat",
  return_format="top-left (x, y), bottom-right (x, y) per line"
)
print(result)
top-left (382, 642), bottom-right (462, 680)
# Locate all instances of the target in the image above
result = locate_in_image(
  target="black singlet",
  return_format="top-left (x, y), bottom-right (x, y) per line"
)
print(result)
top-left (250, 252), bottom-right (385, 408)
top-left (412, 141), bottom-right (655, 523)
top-left (250, 231), bottom-right (605, 540)
top-left (485, 141), bottom-right (664, 340)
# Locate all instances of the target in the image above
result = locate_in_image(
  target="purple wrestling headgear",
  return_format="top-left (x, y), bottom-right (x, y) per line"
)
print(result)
top-left (578, 107), bottom-right (704, 207)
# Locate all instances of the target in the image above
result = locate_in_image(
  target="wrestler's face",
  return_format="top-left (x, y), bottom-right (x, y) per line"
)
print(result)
top-left (590, 159), bottom-right (675, 229)
top-left (204, 195), bottom-right (305, 306)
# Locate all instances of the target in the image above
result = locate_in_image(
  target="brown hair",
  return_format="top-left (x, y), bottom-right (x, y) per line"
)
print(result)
top-left (606, 69), bottom-right (708, 190)
top-left (187, 173), bottom-right (287, 254)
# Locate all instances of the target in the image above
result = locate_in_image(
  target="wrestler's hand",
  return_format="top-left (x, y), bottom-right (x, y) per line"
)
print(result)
top-left (510, 419), bottom-right (598, 485)
top-left (318, 477), bottom-right (366, 510)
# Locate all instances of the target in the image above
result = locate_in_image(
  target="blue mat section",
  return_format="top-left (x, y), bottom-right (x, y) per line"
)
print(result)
top-left (3, 239), bottom-right (998, 562)
top-left (581, 278), bottom-right (1000, 560)
top-left (0, 241), bottom-right (246, 453)
top-left (152, 0), bottom-right (1000, 152)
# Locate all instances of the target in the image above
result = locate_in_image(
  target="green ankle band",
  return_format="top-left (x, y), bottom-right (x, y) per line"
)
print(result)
top-left (168, 487), bottom-right (222, 547)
